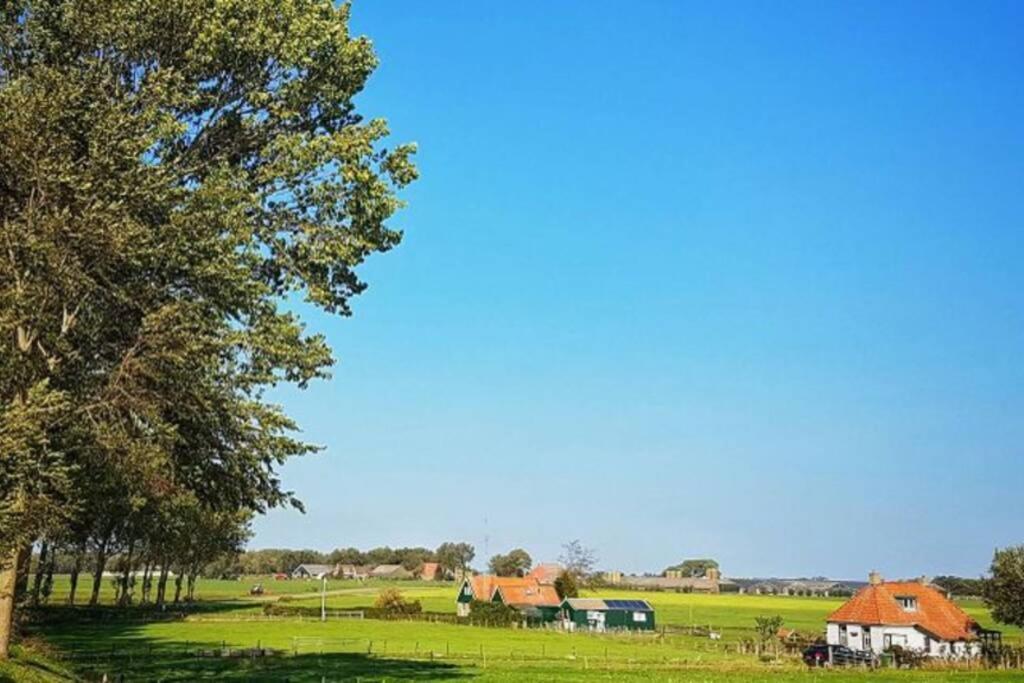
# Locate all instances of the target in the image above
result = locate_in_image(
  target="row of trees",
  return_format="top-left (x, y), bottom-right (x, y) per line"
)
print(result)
top-left (0, 0), bottom-right (416, 657)
top-left (210, 542), bottom-right (478, 577)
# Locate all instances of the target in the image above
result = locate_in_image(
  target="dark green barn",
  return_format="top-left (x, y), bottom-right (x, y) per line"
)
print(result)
top-left (560, 598), bottom-right (655, 631)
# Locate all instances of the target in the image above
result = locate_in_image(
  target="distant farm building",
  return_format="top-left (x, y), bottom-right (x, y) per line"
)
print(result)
top-left (291, 564), bottom-right (334, 579)
top-left (736, 578), bottom-right (862, 596)
top-left (613, 565), bottom-right (731, 593)
top-left (602, 570), bottom-right (623, 585)
top-left (419, 562), bottom-right (442, 581)
top-left (335, 564), bottom-right (370, 580)
top-left (826, 573), bottom-right (1000, 657)
top-left (526, 563), bottom-right (562, 585)
top-left (561, 598), bottom-right (655, 632)
top-left (369, 564), bottom-right (414, 580)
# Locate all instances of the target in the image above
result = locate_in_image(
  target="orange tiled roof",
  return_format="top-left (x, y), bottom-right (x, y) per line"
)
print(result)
top-left (827, 581), bottom-right (978, 641)
top-left (495, 582), bottom-right (561, 607)
top-left (420, 562), bottom-right (440, 580)
top-left (527, 563), bottom-right (562, 585)
top-left (468, 575), bottom-right (535, 601)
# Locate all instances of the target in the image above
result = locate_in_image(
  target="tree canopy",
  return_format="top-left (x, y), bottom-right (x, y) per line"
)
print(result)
top-left (984, 545), bottom-right (1024, 629)
top-left (488, 548), bottom-right (532, 577)
top-left (0, 0), bottom-right (415, 657)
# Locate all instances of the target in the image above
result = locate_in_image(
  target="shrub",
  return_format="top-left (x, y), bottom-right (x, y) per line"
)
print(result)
top-left (554, 570), bottom-right (578, 599)
top-left (887, 645), bottom-right (927, 669)
top-left (373, 588), bottom-right (422, 616)
top-left (466, 599), bottom-right (520, 626)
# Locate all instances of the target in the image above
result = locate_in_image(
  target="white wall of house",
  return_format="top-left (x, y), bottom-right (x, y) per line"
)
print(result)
top-left (827, 622), bottom-right (979, 657)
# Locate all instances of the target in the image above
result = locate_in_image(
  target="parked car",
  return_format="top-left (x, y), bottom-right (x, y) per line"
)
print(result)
top-left (802, 644), bottom-right (875, 667)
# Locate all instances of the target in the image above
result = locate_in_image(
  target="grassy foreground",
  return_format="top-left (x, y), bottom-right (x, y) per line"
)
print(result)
top-left (4, 576), bottom-right (1021, 681)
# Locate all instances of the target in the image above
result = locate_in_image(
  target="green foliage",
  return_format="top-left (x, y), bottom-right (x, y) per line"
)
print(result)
top-left (0, 383), bottom-right (71, 556)
top-left (554, 570), bottom-right (579, 600)
top-left (466, 599), bottom-right (520, 626)
top-left (435, 542), bottom-right (474, 577)
top-left (985, 545), bottom-right (1024, 628)
top-left (373, 588), bottom-right (422, 616)
top-left (932, 575), bottom-right (986, 597)
top-left (488, 548), bottom-right (532, 577)
top-left (0, 0), bottom-right (415, 650)
top-left (753, 615), bottom-right (784, 645)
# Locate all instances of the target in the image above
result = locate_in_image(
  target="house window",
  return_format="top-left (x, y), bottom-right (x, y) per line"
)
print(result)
top-left (633, 611), bottom-right (647, 622)
top-left (864, 630), bottom-right (872, 650)
top-left (895, 596), bottom-right (918, 611)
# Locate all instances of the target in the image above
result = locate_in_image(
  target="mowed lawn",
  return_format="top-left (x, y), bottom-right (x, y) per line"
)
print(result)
top-left (19, 576), bottom-right (1023, 681)
top-left (35, 617), bottom-right (1024, 682)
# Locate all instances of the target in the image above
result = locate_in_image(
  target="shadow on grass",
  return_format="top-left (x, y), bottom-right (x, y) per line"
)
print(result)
top-left (26, 612), bottom-right (473, 682)
top-left (69, 651), bottom-right (471, 682)
top-left (25, 598), bottom-right (260, 626)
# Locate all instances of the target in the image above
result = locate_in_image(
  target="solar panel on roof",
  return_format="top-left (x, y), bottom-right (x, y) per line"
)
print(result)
top-left (605, 599), bottom-right (651, 610)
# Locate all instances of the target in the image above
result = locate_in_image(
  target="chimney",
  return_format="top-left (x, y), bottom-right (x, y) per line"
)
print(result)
top-left (868, 571), bottom-right (883, 585)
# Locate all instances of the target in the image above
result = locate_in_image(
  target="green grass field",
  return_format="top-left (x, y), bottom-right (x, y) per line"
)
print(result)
top-left (6, 576), bottom-right (1022, 681)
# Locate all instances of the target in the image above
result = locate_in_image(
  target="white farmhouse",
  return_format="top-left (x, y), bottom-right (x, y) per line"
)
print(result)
top-left (826, 572), bottom-right (992, 658)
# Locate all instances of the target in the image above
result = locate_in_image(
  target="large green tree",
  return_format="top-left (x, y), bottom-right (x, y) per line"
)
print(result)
top-left (488, 548), bottom-right (532, 577)
top-left (984, 545), bottom-right (1024, 629)
top-left (436, 542), bottom-right (475, 579)
top-left (0, 0), bottom-right (415, 657)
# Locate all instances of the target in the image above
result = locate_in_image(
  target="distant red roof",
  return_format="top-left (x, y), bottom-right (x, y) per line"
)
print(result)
top-left (420, 562), bottom-right (440, 580)
top-left (468, 575), bottom-right (535, 601)
top-left (828, 581), bottom-right (979, 642)
top-left (527, 563), bottom-right (562, 585)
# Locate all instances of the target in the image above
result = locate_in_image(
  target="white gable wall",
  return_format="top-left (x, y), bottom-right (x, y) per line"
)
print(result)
top-left (827, 622), bottom-right (979, 657)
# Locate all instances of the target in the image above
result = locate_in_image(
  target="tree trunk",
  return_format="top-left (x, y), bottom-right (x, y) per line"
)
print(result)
top-left (172, 573), bottom-right (184, 604)
top-left (30, 541), bottom-right (48, 607)
top-left (0, 547), bottom-right (29, 660)
top-left (68, 553), bottom-right (82, 606)
top-left (118, 539), bottom-right (135, 607)
top-left (155, 565), bottom-right (169, 607)
top-left (89, 540), bottom-right (108, 606)
top-left (141, 561), bottom-right (151, 604)
top-left (41, 547), bottom-right (57, 604)
top-left (13, 548), bottom-right (30, 601)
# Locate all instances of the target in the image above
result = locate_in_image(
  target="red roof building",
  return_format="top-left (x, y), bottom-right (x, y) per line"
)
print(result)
top-left (526, 563), bottom-right (563, 585)
top-left (826, 572), bottom-right (991, 658)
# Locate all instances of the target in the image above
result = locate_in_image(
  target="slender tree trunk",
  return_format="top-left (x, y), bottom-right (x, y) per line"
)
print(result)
top-left (68, 552), bottom-right (82, 606)
top-left (0, 547), bottom-right (27, 660)
top-left (30, 541), bottom-right (48, 607)
top-left (173, 573), bottom-right (183, 604)
top-left (187, 571), bottom-right (197, 602)
top-left (118, 539), bottom-right (135, 607)
top-left (155, 566), bottom-right (169, 607)
top-left (89, 540), bottom-right (108, 606)
top-left (41, 548), bottom-right (56, 604)
top-left (141, 561), bottom-right (151, 604)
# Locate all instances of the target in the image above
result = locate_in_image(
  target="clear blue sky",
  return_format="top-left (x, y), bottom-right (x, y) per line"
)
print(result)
top-left (254, 0), bottom-right (1024, 579)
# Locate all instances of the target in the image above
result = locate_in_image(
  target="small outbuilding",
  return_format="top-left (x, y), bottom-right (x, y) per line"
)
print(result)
top-left (561, 598), bottom-right (655, 632)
